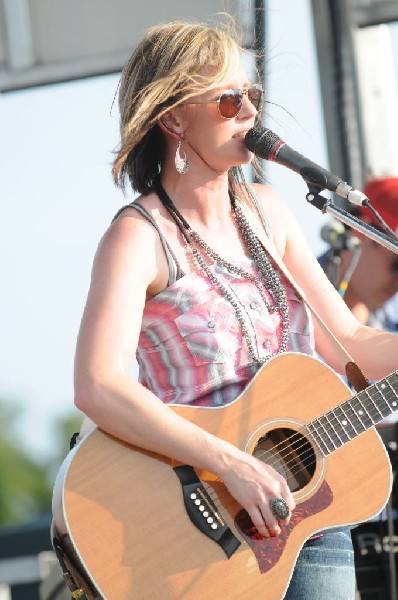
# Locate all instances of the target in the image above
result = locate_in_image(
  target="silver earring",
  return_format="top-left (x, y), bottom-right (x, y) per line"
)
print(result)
top-left (175, 140), bottom-right (189, 174)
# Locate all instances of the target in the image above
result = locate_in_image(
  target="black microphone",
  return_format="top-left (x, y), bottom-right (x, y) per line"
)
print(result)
top-left (245, 125), bottom-right (368, 206)
top-left (320, 221), bottom-right (346, 245)
top-left (320, 221), bottom-right (360, 250)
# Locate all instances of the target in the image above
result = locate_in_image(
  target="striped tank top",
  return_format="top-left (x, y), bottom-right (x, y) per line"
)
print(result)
top-left (129, 203), bottom-right (316, 407)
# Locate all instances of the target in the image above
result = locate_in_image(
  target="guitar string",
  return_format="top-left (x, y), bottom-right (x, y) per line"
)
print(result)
top-left (201, 383), bottom-right (398, 518)
top-left (234, 384), bottom-right (397, 486)
top-left (252, 382), bottom-right (398, 479)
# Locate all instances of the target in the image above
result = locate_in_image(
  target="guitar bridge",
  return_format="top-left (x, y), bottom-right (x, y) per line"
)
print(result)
top-left (173, 465), bottom-right (240, 558)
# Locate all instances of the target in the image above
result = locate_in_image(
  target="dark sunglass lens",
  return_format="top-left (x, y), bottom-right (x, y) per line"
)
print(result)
top-left (219, 90), bottom-right (243, 118)
top-left (248, 88), bottom-right (262, 110)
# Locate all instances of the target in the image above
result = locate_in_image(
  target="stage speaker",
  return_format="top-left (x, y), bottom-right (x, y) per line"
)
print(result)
top-left (353, 517), bottom-right (398, 599)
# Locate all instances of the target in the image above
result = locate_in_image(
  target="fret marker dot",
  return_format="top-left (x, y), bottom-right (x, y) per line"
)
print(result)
top-left (381, 384), bottom-right (386, 389)
top-left (342, 420), bottom-right (348, 426)
top-left (359, 410), bottom-right (364, 415)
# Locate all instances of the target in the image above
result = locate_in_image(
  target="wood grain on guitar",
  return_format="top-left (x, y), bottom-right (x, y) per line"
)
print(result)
top-left (52, 352), bottom-right (397, 599)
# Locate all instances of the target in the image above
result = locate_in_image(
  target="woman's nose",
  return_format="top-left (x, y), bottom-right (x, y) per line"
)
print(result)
top-left (239, 93), bottom-right (258, 119)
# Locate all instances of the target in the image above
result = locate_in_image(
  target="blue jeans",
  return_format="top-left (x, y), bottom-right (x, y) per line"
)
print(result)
top-left (284, 528), bottom-right (356, 600)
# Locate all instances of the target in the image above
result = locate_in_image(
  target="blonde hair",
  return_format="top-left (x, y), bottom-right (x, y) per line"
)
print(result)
top-left (112, 19), bottom-right (260, 194)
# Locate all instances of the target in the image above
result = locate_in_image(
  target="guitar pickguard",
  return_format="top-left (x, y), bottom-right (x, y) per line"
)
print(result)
top-left (235, 480), bottom-right (333, 573)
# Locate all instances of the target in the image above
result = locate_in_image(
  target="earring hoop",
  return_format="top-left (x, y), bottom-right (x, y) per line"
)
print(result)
top-left (175, 140), bottom-right (189, 174)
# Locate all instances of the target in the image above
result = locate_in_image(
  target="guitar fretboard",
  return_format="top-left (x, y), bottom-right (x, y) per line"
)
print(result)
top-left (307, 372), bottom-right (398, 455)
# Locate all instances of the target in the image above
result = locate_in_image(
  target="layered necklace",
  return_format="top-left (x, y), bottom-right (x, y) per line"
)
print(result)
top-left (154, 178), bottom-right (290, 365)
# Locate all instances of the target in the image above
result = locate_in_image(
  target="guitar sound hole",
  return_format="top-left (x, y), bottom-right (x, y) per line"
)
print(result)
top-left (254, 427), bottom-right (316, 493)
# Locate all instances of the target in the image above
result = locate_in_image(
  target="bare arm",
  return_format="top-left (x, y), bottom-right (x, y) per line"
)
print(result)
top-left (253, 183), bottom-right (398, 380)
top-left (74, 209), bottom-right (294, 536)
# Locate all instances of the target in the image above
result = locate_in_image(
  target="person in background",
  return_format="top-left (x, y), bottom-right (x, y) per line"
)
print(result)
top-left (319, 177), bottom-right (398, 332)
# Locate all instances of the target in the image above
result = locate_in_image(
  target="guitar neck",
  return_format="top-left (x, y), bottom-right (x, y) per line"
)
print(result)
top-left (307, 371), bottom-right (398, 455)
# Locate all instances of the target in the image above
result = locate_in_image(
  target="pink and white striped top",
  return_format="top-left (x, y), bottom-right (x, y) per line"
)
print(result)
top-left (137, 256), bottom-right (315, 407)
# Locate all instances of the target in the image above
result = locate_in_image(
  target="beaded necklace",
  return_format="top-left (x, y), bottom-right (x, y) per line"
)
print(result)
top-left (154, 179), bottom-right (290, 364)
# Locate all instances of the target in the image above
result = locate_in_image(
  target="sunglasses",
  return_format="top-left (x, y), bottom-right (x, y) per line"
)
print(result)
top-left (185, 84), bottom-right (264, 119)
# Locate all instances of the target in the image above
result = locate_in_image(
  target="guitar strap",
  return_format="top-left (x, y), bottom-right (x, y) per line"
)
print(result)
top-left (240, 189), bottom-right (370, 393)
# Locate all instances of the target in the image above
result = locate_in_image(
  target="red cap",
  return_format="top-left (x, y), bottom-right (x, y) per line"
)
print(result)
top-left (359, 177), bottom-right (398, 233)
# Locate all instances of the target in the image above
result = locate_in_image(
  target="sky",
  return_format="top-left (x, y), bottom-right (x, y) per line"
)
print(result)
top-left (1, 1), bottom-right (391, 462)
top-left (0, 73), bottom-right (123, 459)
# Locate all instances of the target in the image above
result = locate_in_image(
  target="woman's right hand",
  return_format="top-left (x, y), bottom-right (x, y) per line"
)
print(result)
top-left (217, 448), bottom-right (295, 538)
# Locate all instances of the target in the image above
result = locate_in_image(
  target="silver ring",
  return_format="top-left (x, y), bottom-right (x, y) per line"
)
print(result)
top-left (270, 497), bottom-right (290, 520)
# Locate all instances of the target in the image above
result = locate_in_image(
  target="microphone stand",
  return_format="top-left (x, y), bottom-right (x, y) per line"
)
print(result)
top-left (323, 231), bottom-right (361, 293)
top-left (306, 186), bottom-right (398, 254)
top-left (325, 245), bottom-right (343, 290)
top-left (306, 185), bottom-right (398, 600)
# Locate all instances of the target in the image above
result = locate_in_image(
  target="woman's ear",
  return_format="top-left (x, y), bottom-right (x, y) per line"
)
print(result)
top-left (157, 110), bottom-right (184, 140)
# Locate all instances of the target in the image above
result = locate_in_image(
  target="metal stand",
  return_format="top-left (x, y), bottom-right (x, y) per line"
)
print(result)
top-left (305, 186), bottom-right (398, 255)
top-left (323, 232), bottom-right (362, 294)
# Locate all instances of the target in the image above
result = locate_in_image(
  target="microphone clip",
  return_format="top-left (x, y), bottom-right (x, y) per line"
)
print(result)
top-left (305, 184), bottom-right (330, 213)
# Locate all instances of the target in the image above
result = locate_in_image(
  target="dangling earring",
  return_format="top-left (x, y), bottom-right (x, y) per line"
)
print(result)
top-left (175, 140), bottom-right (189, 174)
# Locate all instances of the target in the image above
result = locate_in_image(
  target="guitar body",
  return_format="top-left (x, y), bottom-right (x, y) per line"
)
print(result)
top-left (53, 353), bottom-right (392, 599)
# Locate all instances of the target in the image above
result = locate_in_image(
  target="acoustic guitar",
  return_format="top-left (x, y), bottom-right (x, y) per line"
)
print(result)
top-left (52, 352), bottom-right (398, 599)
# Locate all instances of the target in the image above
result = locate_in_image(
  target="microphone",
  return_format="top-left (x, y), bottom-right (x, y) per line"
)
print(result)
top-left (320, 221), bottom-right (360, 250)
top-left (320, 221), bottom-right (346, 245)
top-left (245, 125), bottom-right (368, 206)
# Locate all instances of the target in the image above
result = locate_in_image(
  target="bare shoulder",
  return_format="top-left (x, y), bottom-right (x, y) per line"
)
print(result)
top-left (248, 182), bottom-right (296, 255)
top-left (93, 192), bottom-right (168, 292)
top-left (250, 182), bottom-right (291, 214)
top-left (100, 192), bottom-right (162, 252)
